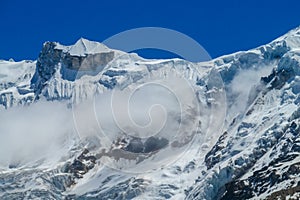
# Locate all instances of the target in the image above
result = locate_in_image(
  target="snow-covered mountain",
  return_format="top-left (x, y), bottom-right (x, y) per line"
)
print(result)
top-left (1, 26), bottom-right (300, 199)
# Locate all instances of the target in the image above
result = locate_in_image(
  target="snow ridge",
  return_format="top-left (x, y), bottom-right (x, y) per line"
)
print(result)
top-left (0, 26), bottom-right (300, 199)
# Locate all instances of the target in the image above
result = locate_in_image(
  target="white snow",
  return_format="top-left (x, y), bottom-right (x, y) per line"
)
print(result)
top-left (55, 38), bottom-right (113, 56)
top-left (1, 25), bottom-right (300, 199)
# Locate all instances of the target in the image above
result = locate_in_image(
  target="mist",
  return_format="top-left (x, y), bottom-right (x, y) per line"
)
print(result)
top-left (0, 74), bottom-right (201, 169)
top-left (228, 64), bottom-right (274, 115)
top-left (0, 101), bottom-right (75, 168)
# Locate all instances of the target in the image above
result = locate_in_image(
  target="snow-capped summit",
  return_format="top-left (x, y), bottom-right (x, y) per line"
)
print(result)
top-left (56, 38), bottom-right (113, 56)
top-left (1, 26), bottom-right (300, 199)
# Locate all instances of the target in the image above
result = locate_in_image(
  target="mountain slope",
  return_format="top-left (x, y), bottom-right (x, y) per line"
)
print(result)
top-left (0, 26), bottom-right (300, 199)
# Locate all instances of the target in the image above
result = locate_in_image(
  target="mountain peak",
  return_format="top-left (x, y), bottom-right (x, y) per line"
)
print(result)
top-left (54, 38), bottom-right (112, 56)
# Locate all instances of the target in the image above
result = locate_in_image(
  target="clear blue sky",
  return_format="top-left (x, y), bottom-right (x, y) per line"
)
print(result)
top-left (1, 0), bottom-right (300, 61)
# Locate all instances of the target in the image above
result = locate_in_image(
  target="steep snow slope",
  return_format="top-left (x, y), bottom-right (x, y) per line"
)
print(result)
top-left (0, 60), bottom-right (35, 108)
top-left (190, 27), bottom-right (300, 200)
top-left (0, 26), bottom-right (300, 199)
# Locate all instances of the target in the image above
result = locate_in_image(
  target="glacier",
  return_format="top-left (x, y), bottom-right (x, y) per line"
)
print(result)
top-left (0, 26), bottom-right (300, 199)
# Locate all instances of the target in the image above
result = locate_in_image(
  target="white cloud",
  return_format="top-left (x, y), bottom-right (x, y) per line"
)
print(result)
top-left (0, 101), bottom-right (76, 168)
top-left (228, 64), bottom-right (274, 115)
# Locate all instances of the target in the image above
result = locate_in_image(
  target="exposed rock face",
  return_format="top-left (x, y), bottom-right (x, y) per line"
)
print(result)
top-left (120, 136), bottom-right (169, 153)
top-left (62, 51), bottom-right (114, 71)
top-left (63, 149), bottom-right (97, 179)
top-left (32, 39), bottom-right (116, 96)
